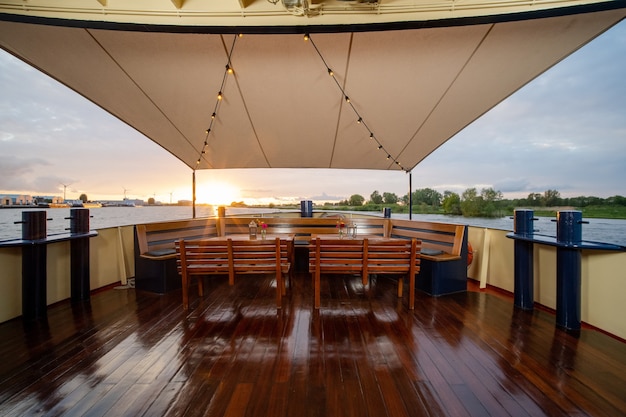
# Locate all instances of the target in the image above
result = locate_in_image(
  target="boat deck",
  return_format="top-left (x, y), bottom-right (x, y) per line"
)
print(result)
top-left (1, 273), bottom-right (625, 416)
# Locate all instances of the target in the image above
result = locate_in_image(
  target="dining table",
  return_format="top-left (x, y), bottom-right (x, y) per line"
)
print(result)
top-left (206, 233), bottom-right (295, 242)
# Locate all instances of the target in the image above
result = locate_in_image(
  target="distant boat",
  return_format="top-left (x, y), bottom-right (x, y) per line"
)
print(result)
top-left (68, 200), bottom-right (103, 208)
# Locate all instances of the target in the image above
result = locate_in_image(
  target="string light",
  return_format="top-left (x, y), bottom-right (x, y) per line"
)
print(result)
top-left (306, 34), bottom-right (407, 171)
top-left (196, 35), bottom-right (239, 167)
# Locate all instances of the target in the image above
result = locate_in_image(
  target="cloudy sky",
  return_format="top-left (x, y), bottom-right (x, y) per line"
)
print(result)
top-left (1, 21), bottom-right (625, 205)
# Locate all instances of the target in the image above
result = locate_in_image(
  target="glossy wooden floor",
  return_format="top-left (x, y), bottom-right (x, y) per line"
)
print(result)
top-left (1, 273), bottom-right (626, 417)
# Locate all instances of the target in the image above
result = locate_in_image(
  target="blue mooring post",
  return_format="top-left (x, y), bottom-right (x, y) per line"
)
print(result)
top-left (555, 210), bottom-right (586, 331)
top-left (513, 209), bottom-right (536, 310)
top-left (69, 208), bottom-right (91, 303)
top-left (20, 211), bottom-right (48, 321)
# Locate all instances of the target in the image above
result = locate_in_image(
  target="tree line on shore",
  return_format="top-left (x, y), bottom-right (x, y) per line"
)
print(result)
top-left (325, 188), bottom-right (626, 218)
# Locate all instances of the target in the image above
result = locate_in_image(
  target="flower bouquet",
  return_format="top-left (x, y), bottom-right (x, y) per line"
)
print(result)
top-left (336, 220), bottom-right (346, 239)
top-left (256, 219), bottom-right (268, 239)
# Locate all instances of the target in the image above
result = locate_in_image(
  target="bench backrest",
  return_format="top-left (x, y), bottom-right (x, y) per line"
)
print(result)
top-left (219, 217), bottom-right (386, 241)
top-left (137, 218), bottom-right (218, 256)
top-left (389, 219), bottom-right (464, 257)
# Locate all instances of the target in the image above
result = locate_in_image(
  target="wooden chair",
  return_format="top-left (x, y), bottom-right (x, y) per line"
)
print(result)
top-left (230, 238), bottom-right (291, 308)
top-left (309, 238), bottom-right (365, 309)
top-left (364, 239), bottom-right (421, 309)
top-left (176, 239), bottom-right (231, 310)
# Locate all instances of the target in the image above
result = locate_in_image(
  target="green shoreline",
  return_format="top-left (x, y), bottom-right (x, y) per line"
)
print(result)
top-left (240, 203), bottom-right (626, 220)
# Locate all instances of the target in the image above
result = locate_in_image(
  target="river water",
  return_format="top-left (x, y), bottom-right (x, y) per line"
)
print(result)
top-left (1, 206), bottom-right (625, 246)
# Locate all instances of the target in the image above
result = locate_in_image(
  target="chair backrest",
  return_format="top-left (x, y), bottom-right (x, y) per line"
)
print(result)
top-left (230, 237), bottom-right (283, 275)
top-left (175, 239), bottom-right (232, 277)
top-left (309, 238), bottom-right (365, 275)
top-left (364, 239), bottom-right (421, 276)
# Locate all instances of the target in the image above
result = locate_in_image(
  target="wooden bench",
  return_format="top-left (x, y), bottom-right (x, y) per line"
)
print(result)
top-left (176, 237), bottom-right (290, 310)
top-left (309, 237), bottom-right (420, 309)
top-left (134, 218), bottom-right (218, 293)
top-left (389, 219), bottom-right (468, 296)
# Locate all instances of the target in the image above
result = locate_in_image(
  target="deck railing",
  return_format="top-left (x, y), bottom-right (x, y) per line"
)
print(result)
top-left (2, 217), bottom-right (626, 340)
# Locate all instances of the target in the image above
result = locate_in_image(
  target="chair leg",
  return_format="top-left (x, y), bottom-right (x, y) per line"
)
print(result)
top-left (409, 274), bottom-right (415, 310)
top-left (314, 271), bottom-right (320, 309)
top-left (182, 274), bottom-right (189, 310)
top-left (276, 273), bottom-right (282, 308)
top-left (397, 277), bottom-right (403, 298)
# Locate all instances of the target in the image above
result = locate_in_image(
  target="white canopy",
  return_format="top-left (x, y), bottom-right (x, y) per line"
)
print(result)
top-left (1, 0), bottom-right (625, 172)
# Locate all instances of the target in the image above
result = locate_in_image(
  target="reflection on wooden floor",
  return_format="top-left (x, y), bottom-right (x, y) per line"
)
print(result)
top-left (1, 272), bottom-right (625, 416)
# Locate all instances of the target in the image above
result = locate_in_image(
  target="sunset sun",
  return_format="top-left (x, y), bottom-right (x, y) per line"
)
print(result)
top-left (195, 182), bottom-right (240, 206)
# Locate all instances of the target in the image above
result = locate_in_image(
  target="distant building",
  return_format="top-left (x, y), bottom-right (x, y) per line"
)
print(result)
top-left (0, 194), bottom-right (34, 206)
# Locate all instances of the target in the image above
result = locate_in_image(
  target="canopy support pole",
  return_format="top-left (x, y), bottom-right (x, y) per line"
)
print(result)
top-left (408, 172), bottom-right (413, 220)
top-left (192, 170), bottom-right (196, 219)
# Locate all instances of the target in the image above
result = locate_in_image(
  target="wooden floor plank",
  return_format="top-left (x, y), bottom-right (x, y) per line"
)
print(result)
top-left (1, 274), bottom-right (626, 417)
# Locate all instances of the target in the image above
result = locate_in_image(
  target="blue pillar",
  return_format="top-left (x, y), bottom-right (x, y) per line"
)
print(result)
top-left (513, 209), bottom-right (536, 310)
top-left (555, 210), bottom-right (585, 331)
top-left (300, 200), bottom-right (313, 217)
top-left (69, 208), bottom-right (91, 303)
top-left (20, 211), bottom-right (48, 321)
